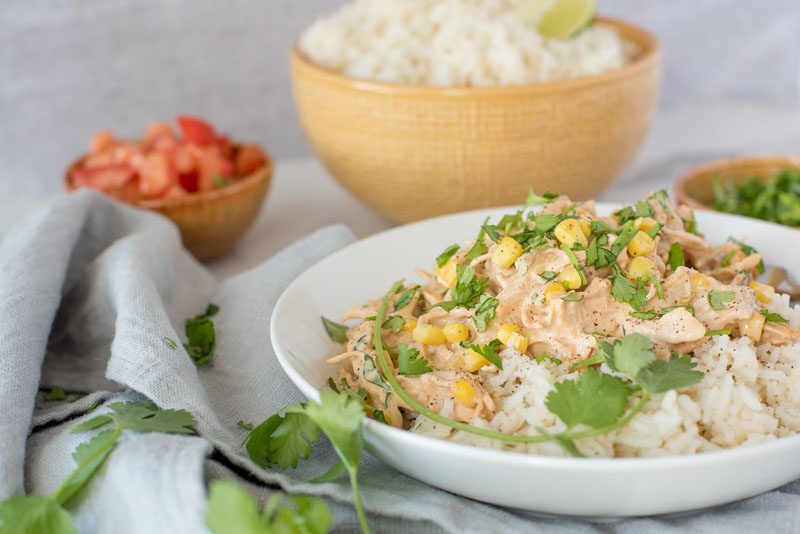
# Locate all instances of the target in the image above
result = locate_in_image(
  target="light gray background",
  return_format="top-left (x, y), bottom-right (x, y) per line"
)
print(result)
top-left (2, 0), bottom-right (800, 200)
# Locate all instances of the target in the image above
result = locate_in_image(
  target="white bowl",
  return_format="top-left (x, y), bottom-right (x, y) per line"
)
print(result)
top-left (270, 203), bottom-right (800, 517)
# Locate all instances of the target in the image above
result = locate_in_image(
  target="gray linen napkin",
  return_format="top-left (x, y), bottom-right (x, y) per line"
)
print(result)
top-left (2, 190), bottom-right (800, 534)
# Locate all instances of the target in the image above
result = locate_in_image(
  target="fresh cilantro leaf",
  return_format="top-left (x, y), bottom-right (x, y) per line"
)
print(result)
top-left (397, 344), bottom-right (432, 375)
top-left (205, 481), bottom-right (332, 534)
top-left (539, 271), bottom-right (558, 282)
top-left (561, 292), bottom-right (583, 302)
top-left (435, 244), bottom-right (460, 268)
top-left (71, 401), bottom-right (196, 436)
top-left (708, 290), bottom-right (735, 310)
top-left (661, 304), bottom-right (695, 316)
top-left (427, 264), bottom-right (488, 312)
top-left (614, 206), bottom-right (635, 225)
top-left (0, 496), bottom-right (76, 534)
top-left (636, 353), bottom-right (703, 394)
top-left (237, 420), bottom-right (254, 430)
top-left (646, 222), bottom-right (663, 239)
top-left (590, 220), bottom-right (619, 234)
top-left (525, 188), bottom-right (558, 207)
top-left (163, 337), bottom-right (178, 350)
top-left (301, 391), bottom-right (365, 472)
top-left (321, 316), bottom-right (349, 343)
top-left (496, 211), bottom-right (524, 234)
top-left (761, 309), bottom-right (789, 323)
top-left (464, 339), bottom-right (504, 369)
top-left (645, 271), bottom-right (665, 300)
top-left (45, 387), bottom-right (67, 401)
top-left (545, 367), bottom-right (634, 429)
top-left (362, 354), bottom-right (391, 391)
top-left (473, 294), bottom-right (498, 332)
top-left (705, 329), bottom-right (731, 336)
top-left (372, 410), bottom-right (387, 424)
top-left (381, 315), bottom-right (404, 333)
top-left (244, 405), bottom-right (320, 469)
top-left (184, 312), bottom-right (216, 365)
top-left (610, 223), bottom-right (638, 257)
top-left (634, 200), bottom-right (655, 218)
top-left (602, 333), bottom-right (656, 379)
top-left (393, 285), bottom-right (420, 312)
top-left (686, 209), bottom-right (699, 235)
top-left (559, 244), bottom-right (587, 285)
top-left (310, 460), bottom-right (348, 483)
top-left (668, 242), bottom-right (684, 270)
top-left (482, 224), bottom-right (501, 243)
top-left (568, 353), bottom-right (604, 371)
top-left (205, 303), bottom-right (220, 317)
top-left (464, 219), bottom-right (490, 260)
top-left (630, 310), bottom-right (658, 320)
top-left (610, 270), bottom-right (648, 311)
top-left (719, 250), bottom-right (737, 267)
top-left (532, 213), bottom-right (561, 234)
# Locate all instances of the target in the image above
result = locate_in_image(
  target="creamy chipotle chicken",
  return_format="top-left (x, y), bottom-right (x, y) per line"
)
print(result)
top-left (322, 192), bottom-right (800, 447)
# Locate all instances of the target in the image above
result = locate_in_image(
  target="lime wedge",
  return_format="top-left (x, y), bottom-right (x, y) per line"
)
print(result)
top-left (517, 0), bottom-right (597, 39)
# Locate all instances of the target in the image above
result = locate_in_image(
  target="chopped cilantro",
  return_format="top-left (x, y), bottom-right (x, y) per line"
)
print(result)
top-left (464, 218), bottom-right (490, 260)
top-left (381, 315), bottom-right (404, 333)
top-left (727, 237), bottom-right (765, 274)
top-left (719, 250), bottom-right (737, 267)
top-left (561, 292), bottom-right (583, 302)
top-left (708, 290), bottom-right (735, 310)
top-left (610, 268), bottom-right (648, 311)
top-left (705, 329), bottom-right (731, 336)
top-left (464, 339), bottom-right (503, 369)
top-left (163, 336), bottom-right (178, 350)
top-left (630, 310), bottom-right (658, 320)
top-left (645, 271), bottom-right (665, 300)
top-left (539, 271), bottom-right (558, 282)
top-left (668, 242), bottom-right (684, 270)
top-left (761, 309), bottom-right (788, 323)
top-left (473, 294), bottom-right (498, 332)
top-left (321, 316), bottom-right (349, 343)
top-left (435, 244), bottom-right (460, 268)
top-left (393, 285), bottom-right (420, 311)
top-left (184, 308), bottom-right (216, 365)
top-left (525, 188), bottom-right (559, 207)
top-left (44, 387), bottom-right (67, 402)
top-left (427, 264), bottom-right (488, 312)
top-left (397, 344), bottom-right (432, 375)
top-left (559, 244), bottom-right (587, 285)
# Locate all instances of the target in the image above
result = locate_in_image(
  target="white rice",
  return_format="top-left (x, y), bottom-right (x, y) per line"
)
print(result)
top-left (299, 0), bottom-right (635, 87)
top-left (411, 293), bottom-right (800, 457)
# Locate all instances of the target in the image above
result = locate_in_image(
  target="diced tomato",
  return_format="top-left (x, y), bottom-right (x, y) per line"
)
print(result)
top-left (179, 172), bottom-right (199, 193)
top-left (88, 130), bottom-right (114, 155)
top-left (216, 135), bottom-right (233, 159)
top-left (177, 116), bottom-right (216, 146)
top-left (149, 133), bottom-right (179, 154)
top-left (71, 163), bottom-right (136, 191)
top-left (143, 122), bottom-right (175, 146)
top-left (139, 152), bottom-right (176, 198)
top-left (173, 145), bottom-right (196, 174)
top-left (234, 144), bottom-right (268, 177)
top-left (197, 145), bottom-right (234, 191)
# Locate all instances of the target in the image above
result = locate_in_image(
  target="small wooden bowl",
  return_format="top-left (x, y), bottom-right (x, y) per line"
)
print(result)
top-left (291, 16), bottom-right (661, 223)
top-left (64, 148), bottom-right (273, 261)
top-left (674, 155), bottom-right (800, 212)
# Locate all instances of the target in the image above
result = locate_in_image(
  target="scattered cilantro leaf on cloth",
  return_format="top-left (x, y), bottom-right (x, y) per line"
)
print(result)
top-left (44, 387), bottom-right (67, 401)
top-left (0, 496), bottom-right (76, 534)
top-left (321, 316), bottom-right (348, 343)
top-left (244, 407), bottom-right (320, 469)
top-left (397, 344), bottom-right (432, 375)
top-left (70, 401), bottom-right (197, 435)
top-left (545, 368), bottom-right (633, 430)
top-left (708, 290), bottom-right (735, 310)
top-left (761, 309), bottom-right (789, 323)
top-left (184, 304), bottom-right (219, 365)
top-left (237, 420), bottom-right (254, 430)
top-left (205, 481), bottom-right (332, 534)
top-left (668, 242), bottom-right (684, 270)
top-left (163, 336), bottom-right (178, 350)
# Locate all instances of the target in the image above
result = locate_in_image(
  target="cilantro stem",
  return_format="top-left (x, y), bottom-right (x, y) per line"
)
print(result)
top-left (348, 465), bottom-right (370, 534)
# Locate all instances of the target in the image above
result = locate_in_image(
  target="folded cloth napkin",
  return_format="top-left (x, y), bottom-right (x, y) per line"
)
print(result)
top-left (3, 190), bottom-right (800, 534)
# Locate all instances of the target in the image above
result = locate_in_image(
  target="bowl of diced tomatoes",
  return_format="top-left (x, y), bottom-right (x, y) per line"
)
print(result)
top-left (65, 116), bottom-right (272, 261)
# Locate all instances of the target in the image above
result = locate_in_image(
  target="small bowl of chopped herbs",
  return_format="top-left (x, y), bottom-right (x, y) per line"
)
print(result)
top-left (675, 155), bottom-right (800, 227)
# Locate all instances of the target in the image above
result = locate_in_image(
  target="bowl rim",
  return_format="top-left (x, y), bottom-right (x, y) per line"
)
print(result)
top-left (63, 145), bottom-right (273, 209)
top-left (674, 154), bottom-right (800, 212)
top-left (290, 15), bottom-right (661, 97)
top-left (270, 201), bottom-right (800, 470)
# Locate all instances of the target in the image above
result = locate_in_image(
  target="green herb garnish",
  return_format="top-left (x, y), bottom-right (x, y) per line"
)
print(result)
top-left (435, 244), bottom-right (460, 268)
top-left (397, 344), bottom-right (432, 375)
top-left (321, 316), bottom-right (349, 343)
top-left (708, 290), bottom-right (735, 310)
top-left (705, 329), bottom-right (731, 336)
top-left (761, 309), bottom-right (789, 323)
top-left (668, 242), bottom-right (684, 270)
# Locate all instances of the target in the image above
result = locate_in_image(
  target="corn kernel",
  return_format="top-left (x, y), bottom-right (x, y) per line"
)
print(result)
top-left (633, 217), bottom-right (658, 233)
top-left (492, 237), bottom-right (523, 269)
top-left (461, 348), bottom-right (489, 372)
top-left (412, 323), bottom-right (446, 345)
top-left (544, 282), bottom-right (566, 302)
top-left (739, 313), bottom-right (766, 342)
top-left (691, 273), bottom-right (711, 290)
top-left (627, 256), bottom-right (656, 282)
top-left (749, 281), bottom-right (775, 304)
top-left (559, 266), bottom-right (582, 290)
top-left (554, 219), bottom-right (588, 249)
top-left (436, 259), bottom-right (459, 288)
top-left (443, 322), bottom-right (469, 343)
top-left (578, 218), bottom-right (592, 238)
top-left (496, 323), bottom-right (520, 344)
top-left (627, 231), bottom-right (655, 257)
top-left (401, 319), bottom-right (417, 332)
top-left (453, 380), bottom-right (478, 408)
top-left (506, 332), bottom-right (529, 354)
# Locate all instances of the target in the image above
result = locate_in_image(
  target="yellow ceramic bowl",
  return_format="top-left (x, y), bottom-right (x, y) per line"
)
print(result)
top-left (675, 155), bottom-right (800, 213)
top-left (291, 16), bottom-right (661, 223)
top-left (64, 147), bottom-right (273, 261)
